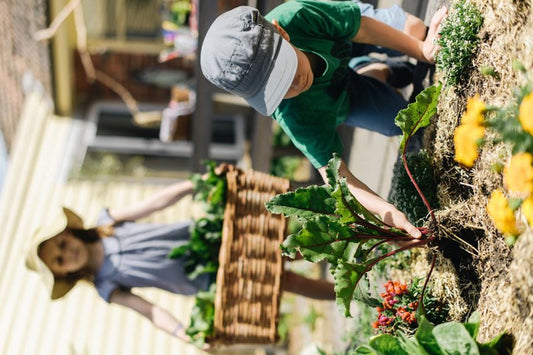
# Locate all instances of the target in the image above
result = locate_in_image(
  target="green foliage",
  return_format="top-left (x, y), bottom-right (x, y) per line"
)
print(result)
top-left (266, 185), bottom-right (337, 220)
top-left (336, 301), bottom-right (376, 354)
top-left (389, 150), bottom-right (439, 226)
top-left (436, 0), bottom-right (484, 86)
top-left (186, 284), bottom-right (216, 347)
top-left (346, 312), bottom-right (512, 355)
top-left (169, 161), bottom-right (226, 347)
top-left (303, 306), bottom-right (322, 332)
top-left (372, 279), bottom-right (449, 336)
top-left (266, 155), bottom-right (423, 317)
top-left (272, 122), bottom-right (294, 147)
top-left (169, 161), bottom-right (225, 280)
top-left (271, 156), bottom-right (304, 180)
top-left (395, 84), bottom-right (441, 152)
top-left (486, 78), bottom-right (533, 155)
top-left (372, 243), bottom-right (413, 277)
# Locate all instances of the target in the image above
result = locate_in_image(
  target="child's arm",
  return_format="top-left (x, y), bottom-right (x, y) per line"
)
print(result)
top-left (352, 7), bottom-right (447, 63)
top-left (107, 180), bottom-right (195, 223)
top-left (318, 159), bottom-right (421, 238)
top-left (107, 165), bottom-right (231, 223)
top-left (109, 289), bottom-right (195, 344)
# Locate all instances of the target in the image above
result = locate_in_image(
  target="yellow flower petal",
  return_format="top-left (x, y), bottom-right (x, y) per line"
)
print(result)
top-left (461, 94), bottom-right (485, 126)
top-left (519, 92), bottom-right (533, 135)
top-left (487, 190), bottom-right (518, 235)
top-left (504, 152), bottom-right (533, 195)
top-left (521, 197), bottom-right (533, 227)
top-left (454, 124), bottom-right (485, 167)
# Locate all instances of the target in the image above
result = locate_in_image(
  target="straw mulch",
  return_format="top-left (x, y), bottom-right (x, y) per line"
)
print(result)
top-left (405, 0), bottom-right (533, 353)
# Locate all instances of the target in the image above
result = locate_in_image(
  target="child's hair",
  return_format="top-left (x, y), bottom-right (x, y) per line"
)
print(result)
top-left (70, 224), bottom-right (115, 242)
top-left (45, 225), bottom-right (115, 283)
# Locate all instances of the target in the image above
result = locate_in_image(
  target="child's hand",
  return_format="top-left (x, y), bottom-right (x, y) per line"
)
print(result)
top-left (422, 7), bottom-right (448, 63)
top-left (379, 205), bottom-right (422, 239)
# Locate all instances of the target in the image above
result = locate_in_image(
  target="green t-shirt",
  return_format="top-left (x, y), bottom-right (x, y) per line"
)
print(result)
top-left (265, 0), bottom-right (361, 168)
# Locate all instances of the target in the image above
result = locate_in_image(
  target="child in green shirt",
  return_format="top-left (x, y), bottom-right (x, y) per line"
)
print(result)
top-left (201, 1), bottom-right (447, 238)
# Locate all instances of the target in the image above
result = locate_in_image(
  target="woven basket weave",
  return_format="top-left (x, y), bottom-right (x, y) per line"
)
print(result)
top-left (212, 168), bottom-right (290, 344)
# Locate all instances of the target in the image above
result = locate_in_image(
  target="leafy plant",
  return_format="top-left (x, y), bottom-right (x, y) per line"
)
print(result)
top-left (372, 279), bottom-right (448, 336)
top-left (266, 154), bottom-right (429, 317)
top-left (168, 161), bottom-right (227, 347)
top-left (436, 0), bottom-right (483, 86)
top-left (168, 161), bottom-right (226, 280)
top-left (186, 284), bottom-right (216, 347)
top-left (350, 311), bottom-right (512, 355)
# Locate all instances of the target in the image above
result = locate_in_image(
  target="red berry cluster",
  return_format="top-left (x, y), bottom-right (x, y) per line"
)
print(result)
top-left (372, 281), bottom-right (418, 331)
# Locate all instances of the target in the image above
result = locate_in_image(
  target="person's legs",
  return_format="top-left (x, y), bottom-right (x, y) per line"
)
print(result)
top-left (351, 2), bottom-right (408, 58)
top-left (344, 70), bottom-right (406, 136)
top-left (282, 270), bottom-right (335, 300)
top-left (350, 57), bottom-right (416, 89)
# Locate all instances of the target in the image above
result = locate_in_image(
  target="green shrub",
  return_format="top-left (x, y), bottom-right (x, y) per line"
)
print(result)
top-left (436, 0), bottom-right (483, 86)
top-left (388, 150), bottom-right (439, 226)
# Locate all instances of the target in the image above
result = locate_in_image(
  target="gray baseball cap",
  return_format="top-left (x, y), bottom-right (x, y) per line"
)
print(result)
top-left (200, 6), bottom-right (297, 116)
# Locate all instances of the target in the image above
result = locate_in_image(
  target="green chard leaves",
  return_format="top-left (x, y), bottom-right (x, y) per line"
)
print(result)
top-left (266, 154), bottom-right (416, 317)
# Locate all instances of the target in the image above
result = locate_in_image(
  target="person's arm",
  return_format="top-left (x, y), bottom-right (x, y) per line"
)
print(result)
top-left (107, 180), bottom-right (194, 223)
top-left (318, 159), bottom-right (421, 238)
top-left (109, 289), bottom-right (192, 342)
top-left (352, 7), bottom-right (447, 63)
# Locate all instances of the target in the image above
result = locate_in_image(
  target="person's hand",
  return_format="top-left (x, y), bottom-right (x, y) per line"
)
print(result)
top-left (200, 342), bottom-right (212, 351)
top-left (379, 204), bottom-right (422, 239)
top-left (422, 7), bottom-right (448, 63)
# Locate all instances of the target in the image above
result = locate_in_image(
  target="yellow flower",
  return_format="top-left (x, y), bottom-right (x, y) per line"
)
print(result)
top-left (487, 190), bottom-right (518, 235)
top-left (519, 92), bottom-right (533, 135)
top-left (504, 152), bottom-right (533, 195)
top-left (521, 197), bottom-right (533, 227)
top-left (461, 94), bottom-right (486, 126)
top-left (454, 124), bottom-right (485, 167)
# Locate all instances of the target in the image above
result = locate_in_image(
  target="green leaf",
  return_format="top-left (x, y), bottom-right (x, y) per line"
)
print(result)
top-left (433, 323), bottom-right (480, 355)
top-left (353, 345), bottom-right (378, 355)
top-left (398, 333), bottom-right (429, 355)
top-left (464, 311), bottom-right (480, 339)
top-left (332, 178), bottom-right (384, 226)
top-left (325, 153), bottom-right (342, 188)
top-left (395, 85), bottom-right (442, 152)
top-left (188, 262), bottom-right (218, 280)
top-left (280, 216), bottom-right (360, 263)
top-left (353, 275), bottom-right (382, 308)
top-left (368, 334), bottom-right (410, 355)
top-left (334, 261), bottom-right (367, 317)
top-left (168, 244), bottom-right (190, 259)
top-left (415, 316), bottom-right (442, 355)
top-left (187, 284), bottom-right (216, 347)
top-left (477, 333), bottom-right (513, 355)
top-left (265, 185), bottom-right (336, 219)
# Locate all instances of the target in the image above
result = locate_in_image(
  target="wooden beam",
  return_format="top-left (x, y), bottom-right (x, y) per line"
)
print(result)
top-left (50, 0), bottom-right (76, 115)
top-left (191, 1), bottom-right (217, 172)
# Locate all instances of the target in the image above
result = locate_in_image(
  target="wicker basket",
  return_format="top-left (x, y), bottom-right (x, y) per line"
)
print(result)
top-left (212, 168), bottom-right (290, 344)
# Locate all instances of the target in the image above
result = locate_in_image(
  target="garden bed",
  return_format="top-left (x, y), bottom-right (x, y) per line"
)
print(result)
top-left (403, 0), bottom-right (533, 352)
top-left (264, 1), bottom-right (533, 353)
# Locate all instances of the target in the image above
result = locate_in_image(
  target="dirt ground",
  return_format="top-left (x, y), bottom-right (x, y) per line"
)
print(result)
top-left (410, 0), bottom-right (533, 353)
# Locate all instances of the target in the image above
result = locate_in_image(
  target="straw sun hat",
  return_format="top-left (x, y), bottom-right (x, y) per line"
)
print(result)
top-left (25, 207), bottom-right (85, 300)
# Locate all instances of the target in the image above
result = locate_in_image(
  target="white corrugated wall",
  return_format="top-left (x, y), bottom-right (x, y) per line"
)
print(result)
top-left (0, 89), bottom-right (261, 355)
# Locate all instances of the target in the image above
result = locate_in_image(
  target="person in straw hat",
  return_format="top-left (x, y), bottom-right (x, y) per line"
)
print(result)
top-left (26, 176), bottom-right (336, 346)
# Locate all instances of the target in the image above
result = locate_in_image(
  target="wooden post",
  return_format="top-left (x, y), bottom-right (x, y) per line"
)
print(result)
top-left (50, 0), bottom-right (75, 115)
top-left (248, 0), bottom-right (283, 173)
top-left (192, 1), bottom-right (217, 172)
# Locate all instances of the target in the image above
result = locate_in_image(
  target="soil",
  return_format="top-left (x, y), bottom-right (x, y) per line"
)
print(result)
top-left (408, 0), bottom-right (533, 353)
